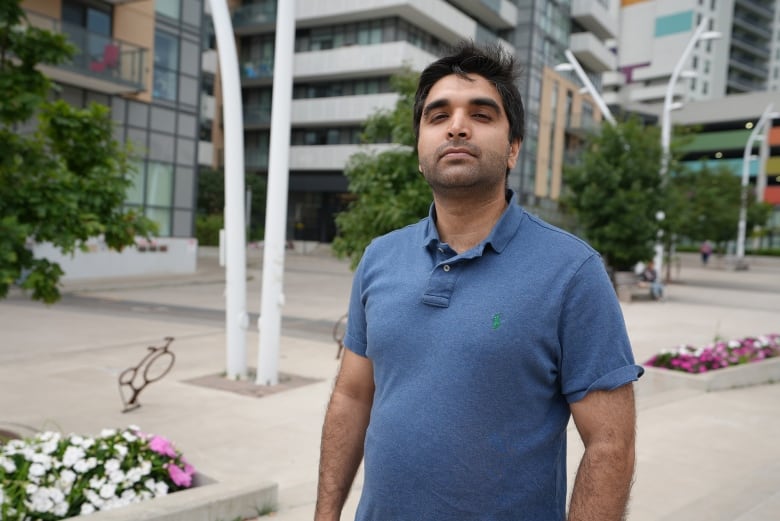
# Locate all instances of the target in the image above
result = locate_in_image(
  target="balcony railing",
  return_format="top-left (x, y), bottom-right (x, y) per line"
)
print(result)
top-left (244, 104), bottom-right (271, 127)
top-left (232, 3), bottom-right (276, 31)
top-left (241, 59), bottom-right (274, 81)
top-left (25, 9), bottom-right (147, 93)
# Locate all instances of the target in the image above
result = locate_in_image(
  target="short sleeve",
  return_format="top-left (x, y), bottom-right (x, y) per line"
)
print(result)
top-left (343, 254), bottom-right (369, 357)
top-left (559, 254), bottom-right (644, 403)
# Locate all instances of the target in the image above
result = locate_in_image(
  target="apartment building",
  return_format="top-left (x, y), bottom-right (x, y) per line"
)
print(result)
top-left (213, 0), bottom-right (519, 242)
top-left (21, 0), bottom-right (204, 278)
top-left (615, 0), bottom-right (779, 108)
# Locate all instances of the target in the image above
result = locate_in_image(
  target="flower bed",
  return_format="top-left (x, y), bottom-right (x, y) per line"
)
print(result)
top-left (0, 426), bottom-right (194, 520)
top-left (644, 333), bottom-right (780, 374)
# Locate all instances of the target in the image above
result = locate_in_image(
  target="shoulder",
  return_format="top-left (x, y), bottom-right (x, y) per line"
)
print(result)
top-left (518, 211), bottom-right (598, 262)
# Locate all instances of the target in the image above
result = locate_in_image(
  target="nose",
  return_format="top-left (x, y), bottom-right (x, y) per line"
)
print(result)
top-left (447, 111), bottom-right (471, 140)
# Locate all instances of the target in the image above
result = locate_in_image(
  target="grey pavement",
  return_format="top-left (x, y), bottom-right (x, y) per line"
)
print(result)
top-left (1, 247), bottom-right (779, 520)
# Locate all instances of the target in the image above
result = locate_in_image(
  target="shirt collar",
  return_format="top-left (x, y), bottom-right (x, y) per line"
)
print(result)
top-left (422, 190), bottom-right (523, 254)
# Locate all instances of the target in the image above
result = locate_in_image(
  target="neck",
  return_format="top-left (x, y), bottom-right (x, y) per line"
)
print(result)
top-left (433, 189), bottom-right (508, 253)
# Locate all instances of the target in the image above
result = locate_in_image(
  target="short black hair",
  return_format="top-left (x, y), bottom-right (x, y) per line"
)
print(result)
top-left (413, 40), bottom-right (525, 145)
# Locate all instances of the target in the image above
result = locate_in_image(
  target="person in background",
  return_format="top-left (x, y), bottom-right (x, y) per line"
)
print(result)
top-left (639, 259), bottom-right (664, 300)
top-left (315, 40), bottom-right (643, 521)
top-left (700, 240), bottom-right (713, 266)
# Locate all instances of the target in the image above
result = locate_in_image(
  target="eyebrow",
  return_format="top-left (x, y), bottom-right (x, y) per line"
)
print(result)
top-left (422, 97), bottom-right (502, 117)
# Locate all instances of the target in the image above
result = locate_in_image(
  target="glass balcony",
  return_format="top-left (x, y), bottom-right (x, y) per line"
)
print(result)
top-left (245, 148), bottom-right (269, 170)
top-left (25, 9), bottom-right (147, 94)
top-left (241, 59), bottom-right (274, 81)
top-left (232, 3), bottom-right (276, 32)
top-left (244, 104), bottom-right (271, 127)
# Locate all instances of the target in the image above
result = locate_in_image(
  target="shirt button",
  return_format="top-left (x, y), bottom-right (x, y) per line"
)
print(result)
top-left (443, 265), bottom-right (451, 272)
top-left (437, 247), bottom-right (444, 253)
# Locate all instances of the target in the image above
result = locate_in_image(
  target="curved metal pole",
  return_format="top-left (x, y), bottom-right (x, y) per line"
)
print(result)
top-left (209, 0), bottom-right (247, 380)
top-left (736, 103), bottom-right (775, 266)
top-left (563, 49), bottom-right (616, 126)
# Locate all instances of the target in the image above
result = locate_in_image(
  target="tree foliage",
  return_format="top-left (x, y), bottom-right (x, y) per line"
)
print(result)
top-left (562, 117), bottom-right (665, 272)
top-left (666, 161), bottom-right (773, 249)
top-left (0, 1), bottom-right (155, 303)
top-left (332, 68), bottom-right (432, 269)
top-left (196, 167), bottom-right (267, 241)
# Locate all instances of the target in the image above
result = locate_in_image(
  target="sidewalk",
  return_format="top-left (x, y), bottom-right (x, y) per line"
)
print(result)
top-left (1, 249), bottom-right (779, 520)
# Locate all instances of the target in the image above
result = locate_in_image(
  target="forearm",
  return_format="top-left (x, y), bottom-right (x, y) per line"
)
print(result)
top-left (567, 443), bottom-right (635, 521)
top-left (315, 391), bottom-right (372, 521)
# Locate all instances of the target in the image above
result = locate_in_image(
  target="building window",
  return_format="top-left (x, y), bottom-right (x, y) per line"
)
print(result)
top-left (155, 0), bottom-right (180, 20)
top-left (154, 30), bottom-right (179, 101)
top-left (61, 0), bottom-right (112, 64)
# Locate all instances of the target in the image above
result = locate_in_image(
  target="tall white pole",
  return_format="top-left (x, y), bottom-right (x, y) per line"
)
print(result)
top-left (209, 0), bottom-right (247, 380)
top-left (657, 17), bottom-right (714, 279)
top-left (563, 49), bottom-right (616, 125)
top-left (256, 0), bottom-right (295, 385)
top-left (736, 103), bottom-right (774, 267)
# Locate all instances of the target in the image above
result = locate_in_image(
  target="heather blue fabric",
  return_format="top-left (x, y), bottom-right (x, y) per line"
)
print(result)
top-left (344, 191), bottom-right (643, 520)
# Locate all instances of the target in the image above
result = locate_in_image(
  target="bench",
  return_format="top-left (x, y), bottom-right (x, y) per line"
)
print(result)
top-left (614, 272), bottom-right (655, 303)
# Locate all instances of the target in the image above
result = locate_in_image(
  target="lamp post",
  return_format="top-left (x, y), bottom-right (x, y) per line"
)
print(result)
top-left (735, 103), bottom-right (777, 269)
top-left (656, 17), bottom-right (721, 278)
top-left (554, 49), bottom-right (616, 125)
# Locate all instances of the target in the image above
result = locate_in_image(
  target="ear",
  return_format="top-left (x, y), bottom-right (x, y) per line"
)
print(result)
top-left (506, 138), bottom-right (522, 169)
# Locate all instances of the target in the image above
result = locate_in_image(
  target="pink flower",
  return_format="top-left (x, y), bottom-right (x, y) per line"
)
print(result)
top-left (168, 463), bottom-right (193, 487)
top-left (148, 435), bottom-right (177, 458)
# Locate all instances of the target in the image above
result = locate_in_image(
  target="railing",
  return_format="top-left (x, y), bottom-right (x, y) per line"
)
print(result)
top-left (245, 148), bottom-right (269, 169)
top-left (244, 104), bottom-right (272, 127)
top-left (25, 9), bottom-right (147, 91)
top-left (241, 59), bottom-right (274, 81)
top-left (232, 3), bottom-right (276, 29)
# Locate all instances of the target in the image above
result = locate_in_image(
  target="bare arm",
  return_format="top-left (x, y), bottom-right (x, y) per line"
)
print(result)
top-left (568, 384), bottom-right (637, 521)
top-left (315, 349), bottom-right (375, 521)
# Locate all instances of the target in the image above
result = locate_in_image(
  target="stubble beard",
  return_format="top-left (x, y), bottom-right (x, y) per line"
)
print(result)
top-left (420, 142), bottom-right (511, 198)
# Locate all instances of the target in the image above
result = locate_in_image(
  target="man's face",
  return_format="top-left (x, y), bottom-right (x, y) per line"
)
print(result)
top-left (417, 73), bottom-right (521, 197)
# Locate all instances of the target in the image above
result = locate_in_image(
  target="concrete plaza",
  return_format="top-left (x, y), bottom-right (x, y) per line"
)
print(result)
top-left (1, 247), bottom-right (779, 520)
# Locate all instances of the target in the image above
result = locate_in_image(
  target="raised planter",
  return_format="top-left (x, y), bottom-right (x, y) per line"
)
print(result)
top-left (72, 476), bottom-right (277, 521)
top-left (641, 357), bottom-right (780, 393)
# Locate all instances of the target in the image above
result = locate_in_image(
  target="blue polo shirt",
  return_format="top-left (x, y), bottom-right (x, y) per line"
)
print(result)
top-left (345, 191), bottom-right (643, 520)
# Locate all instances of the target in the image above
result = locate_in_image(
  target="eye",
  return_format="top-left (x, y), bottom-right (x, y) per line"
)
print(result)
top-left (429, 112), bottom-right (448, 122)
top-left (473, 113), bottom-right (492, 121)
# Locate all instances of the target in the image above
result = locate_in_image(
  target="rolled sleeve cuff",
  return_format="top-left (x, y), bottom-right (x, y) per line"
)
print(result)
top-left (566, 364), bottom-right (645, 404)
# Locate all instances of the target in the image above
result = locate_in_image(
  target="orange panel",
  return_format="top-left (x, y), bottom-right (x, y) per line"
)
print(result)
top-left (765, 186), bottom-right (780, 205)
top-left (769, 126), bottom-right (780, 146)
top-left (622, 0), bottom-right (649, 5)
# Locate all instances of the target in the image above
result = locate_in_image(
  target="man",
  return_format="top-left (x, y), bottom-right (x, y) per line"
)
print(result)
top-left (639, 259), bottom-right (664, 300)
top-left (316, 41), bottom-right (643, 521)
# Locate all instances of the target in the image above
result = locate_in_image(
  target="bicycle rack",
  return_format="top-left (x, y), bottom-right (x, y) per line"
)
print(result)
top-left (118, 337), bottom-right (175, 413)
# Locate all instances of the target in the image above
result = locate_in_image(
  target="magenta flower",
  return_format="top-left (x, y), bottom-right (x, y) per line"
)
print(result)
top-left (168, 463), bottom-right (194, 487)
top-left (148, 435), bottom-right (177, 458)
top-left (645, 333), bottom-right (780, 374)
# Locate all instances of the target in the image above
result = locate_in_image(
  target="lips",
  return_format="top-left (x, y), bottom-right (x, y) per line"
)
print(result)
top-left (439, 145), bottom-right (478, 160)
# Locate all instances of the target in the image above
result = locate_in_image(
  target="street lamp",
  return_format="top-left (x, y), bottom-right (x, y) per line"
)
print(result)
top-left (554, 49), bottom-right (616, 125)
top-left (735, 103), bottom-right (778, 269)
top-left (656, 16), bottom-right (721, 278)
top-left (660, 17), bottom-right (722, 175)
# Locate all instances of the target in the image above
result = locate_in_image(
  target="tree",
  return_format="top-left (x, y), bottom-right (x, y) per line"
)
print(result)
top-left (562, 117), bottom-right (665, 273)
top-left (666, 161), bottom-right (773, 251)
top-left (332, 69), bottom-right (432, 269)
top-left (0, 1), bottom-right (155, 303)
top-left (196, 167), bottom-right (267, 242)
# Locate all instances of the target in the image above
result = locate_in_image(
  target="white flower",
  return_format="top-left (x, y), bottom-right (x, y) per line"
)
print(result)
top-left (89, 476), bottom-right (106, 490)
top-left (53, 500), bottom-right (69, 516)
top-left (109, 469), bottom-right (125, 484)
top-left (63, 445), bottom-right (86, 467)
top-left (70, 435), bottom-right (85, 446)
top-left (0, 486), bottom-right (5, 505)
top-left (114, 443), bottom-right (128, 457)
top-left (80, 502), bottom-right (96, 515)
top-left (29, 462), bottom-right (47, 477)
top-left (85, 489), bottom-right (104, 508)
top-left (728, 340), bottom-right (741, 348)
top-left (122, 431), bottom-right (139, 443)
top-left (0, 456), bottom-right (16, 473)
top-left (99, 482), bottom-right (117, 499)
top-left (27, 487), bottom-right (54, 513)
top-left (100, 428), bottom-right (117, 438)
top-left (104, 459), bottom-right (120, 473)
top-left (139, 460), bottom-right (152, 475)
top-left (126, 467), bottom-right (144, 484)
top-left (75, 457), bottom-right (97, 473)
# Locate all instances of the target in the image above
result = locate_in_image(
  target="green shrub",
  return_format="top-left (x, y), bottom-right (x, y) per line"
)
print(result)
top-left (196, 214), bottom-right (223, 246)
